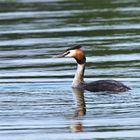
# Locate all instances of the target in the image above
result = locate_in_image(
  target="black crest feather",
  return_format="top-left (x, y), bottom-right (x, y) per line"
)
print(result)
top-left (66, 45), bottom-right (82, 51)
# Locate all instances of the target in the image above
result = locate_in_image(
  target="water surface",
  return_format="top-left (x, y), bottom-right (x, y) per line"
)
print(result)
top-left (0, 0), bottom-right (140, 139)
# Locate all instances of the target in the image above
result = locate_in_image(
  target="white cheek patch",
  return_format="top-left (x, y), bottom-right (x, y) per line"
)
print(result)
top-left (66, 50), bottom-right (76, 57)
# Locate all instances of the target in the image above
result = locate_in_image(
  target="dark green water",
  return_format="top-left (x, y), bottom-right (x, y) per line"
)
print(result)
top-left (0, 0), bottom-right (140, 139)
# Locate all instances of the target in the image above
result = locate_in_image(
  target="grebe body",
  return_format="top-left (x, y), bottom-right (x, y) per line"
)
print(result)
top-left (85, 80), bottom-right (130, 92)
top-left (54, 45), bottom-right (130, 92)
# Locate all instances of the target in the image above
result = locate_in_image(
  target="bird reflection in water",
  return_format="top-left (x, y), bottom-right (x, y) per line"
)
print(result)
top-left (72, 88), bottom-right (86, 118)
top-left (70, 122), bottom-right (83, 132)
top-left (70, 88), bottom-right (86, 132)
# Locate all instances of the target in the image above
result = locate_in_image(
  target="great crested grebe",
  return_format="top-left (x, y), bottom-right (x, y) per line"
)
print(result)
top-left (54, 45), bottom-right (131, 92)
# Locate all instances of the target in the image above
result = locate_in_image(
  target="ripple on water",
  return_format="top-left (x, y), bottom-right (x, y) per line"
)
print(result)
top-left (0, 0), bottom-right (140, 139)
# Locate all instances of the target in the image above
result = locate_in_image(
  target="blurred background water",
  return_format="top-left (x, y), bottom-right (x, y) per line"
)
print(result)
top-left (0, 0), bottom-right (140, 139)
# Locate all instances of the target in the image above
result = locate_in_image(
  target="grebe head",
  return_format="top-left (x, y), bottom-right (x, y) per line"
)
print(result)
top-left (54, 45), bottom-right (86, 64)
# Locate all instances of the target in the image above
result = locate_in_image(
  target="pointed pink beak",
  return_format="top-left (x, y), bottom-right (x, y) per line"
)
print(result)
top-left (52, 53), bottom-right (66, 58)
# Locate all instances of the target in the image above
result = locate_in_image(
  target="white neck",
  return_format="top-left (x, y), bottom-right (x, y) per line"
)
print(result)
top-left (72, 63), bottom-right (85, 88)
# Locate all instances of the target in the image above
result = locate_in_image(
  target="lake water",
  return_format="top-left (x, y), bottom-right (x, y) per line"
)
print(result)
top-left (0, 0), bottom-right (140, 139)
